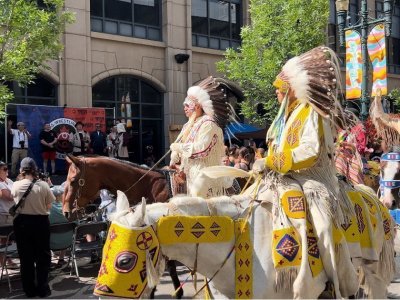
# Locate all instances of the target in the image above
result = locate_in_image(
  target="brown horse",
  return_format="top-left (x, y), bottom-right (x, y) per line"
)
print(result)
top-left (62, 155), bottom-right (182, 298)
top-left (62, 155), bottom-right (171, 213)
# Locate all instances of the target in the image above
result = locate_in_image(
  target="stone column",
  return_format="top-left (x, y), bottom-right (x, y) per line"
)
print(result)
top-left (60, 0), bottom-right (92, 107)
top-left (163, 0), bottom-right (192, 153)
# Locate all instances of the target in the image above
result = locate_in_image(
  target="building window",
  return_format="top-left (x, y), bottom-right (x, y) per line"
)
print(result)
top-left (90, 0), bottom-right (162, 41)
top-left (6, 76), bottom-right (58, 107)
top-left (376, 0), bottom-right (400, 74)
top-left (92, 76), bottom-right (163, 164)
top-left (192, 0), bottom-right (242, 50)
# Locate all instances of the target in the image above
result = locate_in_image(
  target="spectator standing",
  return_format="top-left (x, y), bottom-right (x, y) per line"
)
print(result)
top-left (114, 123), bottom-right (129, 160)
top-left (228, 145), bottom-right (239, 167)
top-left (11, 157), bottom-right (55, 298)
top-left (0, 161), bottom-right (14, 267)
top-left (70, 121), bottom-right (90, 156)
top-left (234, 147), bottom-right (252, 171)
top-left (143, 145), bottom-right (156, 167)
top-left (90, 123), bottom-right (107, 156)
top-left (8, 121), bottom-right (31, 177)
top-left (39, 123), bottom-right (57, 175)
top-left (0, 161), bottom-right (13, 226)
top-left (106, 125), bottom-right (118, 158)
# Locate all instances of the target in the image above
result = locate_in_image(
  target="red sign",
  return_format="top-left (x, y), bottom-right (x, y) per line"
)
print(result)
top-left (64, 107), bottom-right (106, 132)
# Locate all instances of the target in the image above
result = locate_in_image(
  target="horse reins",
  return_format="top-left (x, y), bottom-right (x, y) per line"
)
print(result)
top-left (123, 130), bottom-right (187, 194)
top-left (123, 149), bottom-right (172, 194)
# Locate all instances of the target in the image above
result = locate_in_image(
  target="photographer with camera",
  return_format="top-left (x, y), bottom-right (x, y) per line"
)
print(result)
top-left (8, 121), bottom-right (31, 178)
top-left (11, 157), bottom-right (55, 298)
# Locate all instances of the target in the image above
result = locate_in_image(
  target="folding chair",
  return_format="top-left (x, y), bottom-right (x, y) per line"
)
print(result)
top-left (0, 225), bottom-right (18, 293)
top-left (70, 221), bottom-right (108, 279)
top-left (49, 222), bottom-right (76, 270)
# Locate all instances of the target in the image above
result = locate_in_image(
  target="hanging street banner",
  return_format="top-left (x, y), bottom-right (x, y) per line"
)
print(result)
top-left (368, 24), bottom-right (388, 97)
top-left (16, 105), bottom-right (106, 171)
top-left (345, 30), bottom-right (363, 100)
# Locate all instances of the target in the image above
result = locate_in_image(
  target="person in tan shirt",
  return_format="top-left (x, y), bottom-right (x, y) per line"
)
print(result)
top-left (11, 157), bottom-right (55, 298)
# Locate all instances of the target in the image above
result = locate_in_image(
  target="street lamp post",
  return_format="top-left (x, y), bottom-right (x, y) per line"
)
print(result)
top-left (336, 0), bottom-right (394, 121)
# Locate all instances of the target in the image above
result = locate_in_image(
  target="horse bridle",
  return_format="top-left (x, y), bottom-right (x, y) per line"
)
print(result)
top-left (380, 152), bottom-right (400, 196)
top-left (71, 158), bottom-right (103, 217)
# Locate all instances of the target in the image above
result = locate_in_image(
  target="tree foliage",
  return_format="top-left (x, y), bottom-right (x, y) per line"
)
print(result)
top-left (217, 0), bottom-right (329, 125)
top-left (388, 88), bottom-right (400, 113)
top-left (0, 0), bottom-right (74, 118)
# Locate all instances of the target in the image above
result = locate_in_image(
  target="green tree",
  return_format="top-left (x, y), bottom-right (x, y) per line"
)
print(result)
top-left (217, 0), bottom-right (329, 125)
top-left (388, 88), bottom-right (400, 113)
top-left (0, 0), bottom-right (74, 117)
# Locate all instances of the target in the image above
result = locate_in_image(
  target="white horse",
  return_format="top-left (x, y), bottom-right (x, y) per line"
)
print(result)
top-left (108, 191), bottom-right (294, 299)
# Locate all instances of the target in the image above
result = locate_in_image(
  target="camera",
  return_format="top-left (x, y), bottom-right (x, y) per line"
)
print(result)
top-left (38, 171), bottom-right (49, 181)
top-left (19, 141), bottom-right (25, 149)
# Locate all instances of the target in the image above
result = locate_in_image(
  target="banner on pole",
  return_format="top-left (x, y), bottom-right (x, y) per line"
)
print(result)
top-left (345, 30), bottom-right (362, 100)
top-left (15, 105), bottom-right (106, 171)
top-left (368, 24), bottom-right (387, 97)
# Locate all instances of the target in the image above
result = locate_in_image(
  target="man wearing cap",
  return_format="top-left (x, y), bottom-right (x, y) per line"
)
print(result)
top-left (69, 121), bottom-right (90, 156)
top-left (114, 123), bottom-right (129, 160)
top-left (169, 77), bottom-right (227, 197)
top-left (11, 157), bottom-right (55, 298)
top-left (8, 120), bottom-right (32, 177)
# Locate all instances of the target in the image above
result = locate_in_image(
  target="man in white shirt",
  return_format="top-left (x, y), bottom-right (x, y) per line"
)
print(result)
top-left (8, 121), bottom-right (31, 177)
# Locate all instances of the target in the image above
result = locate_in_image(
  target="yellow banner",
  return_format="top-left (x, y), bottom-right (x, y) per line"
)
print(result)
top-left (157, 216), bottom-right (234, 244)
top-left (94, 223), bottom-right (160, 299)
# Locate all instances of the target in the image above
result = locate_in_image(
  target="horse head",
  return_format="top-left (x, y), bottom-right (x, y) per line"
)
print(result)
top-left (95, 191), bottom-right (165, 299)
top-left (62, 154), bottom-right (101, 215)
top-left (380, 150), bottom-right (400, 208)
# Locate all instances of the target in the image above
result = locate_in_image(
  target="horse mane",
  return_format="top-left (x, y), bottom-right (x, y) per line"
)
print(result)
top-left (85, 155), bottom-right (167, 175)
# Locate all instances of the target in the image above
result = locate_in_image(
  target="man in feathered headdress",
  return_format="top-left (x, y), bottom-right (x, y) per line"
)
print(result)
top-left (258, 46), bottom-right (359, 298)
top-left (169, 77), bottom-right (232, 197)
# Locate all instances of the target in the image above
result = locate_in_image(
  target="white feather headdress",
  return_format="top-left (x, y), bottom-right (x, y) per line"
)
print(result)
top-left (275, 46), bottom-right (345, 122)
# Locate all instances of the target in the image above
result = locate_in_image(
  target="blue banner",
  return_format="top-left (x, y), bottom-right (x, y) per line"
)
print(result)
top-left (17, 105), bottom-right (64, 172)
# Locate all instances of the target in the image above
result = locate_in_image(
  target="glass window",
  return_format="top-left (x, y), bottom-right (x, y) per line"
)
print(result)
top-left (192, 0), bottom-right (242, 50)
top-left (105, 0), bottom-right (132, 22)
top-left (134, 0), bottom-right (159, 26)
top-left (6, 76), bottom-right (57, 106)
top-left (192, 0), bottom-right (208, 35)
top-left (209, 0), bottom-right (230, 38)
top-left (90, 0), bottom-right (103, 17)
top-left (92, 76), bottom-right (163, 163)
top-left (349, 0), bottom-right (359, 25)
top-left (90, 0), bottom-right (162, 41)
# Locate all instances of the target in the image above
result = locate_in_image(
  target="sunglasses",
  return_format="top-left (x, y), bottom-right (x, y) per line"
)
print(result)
top-left (1, 167), bottom-right (8, 171)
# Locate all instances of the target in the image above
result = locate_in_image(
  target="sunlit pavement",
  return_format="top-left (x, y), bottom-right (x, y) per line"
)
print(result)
top-left (1, 256), bottom-right (400, 299)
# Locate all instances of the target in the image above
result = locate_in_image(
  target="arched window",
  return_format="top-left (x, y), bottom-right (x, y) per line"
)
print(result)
top-left (6, 76), bottom-right (58, 107)
top-left (90, 0), bottom-right (162, 41)
top-left (192, 0), bottom-right (242, 50)
top-left (92, 76), bottom-right (163, 164)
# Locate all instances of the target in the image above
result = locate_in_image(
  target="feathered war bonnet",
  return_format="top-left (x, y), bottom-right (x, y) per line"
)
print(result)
top-left (369, 89), bottom-right (400, 151)
top-left (183, 76), bottom-right (238, 130)
top-left (273, 46), bottom-right (345, 122)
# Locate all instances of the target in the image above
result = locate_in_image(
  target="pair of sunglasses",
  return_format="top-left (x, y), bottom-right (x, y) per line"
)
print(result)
top-left (1, 167), bottom-right (8, 171)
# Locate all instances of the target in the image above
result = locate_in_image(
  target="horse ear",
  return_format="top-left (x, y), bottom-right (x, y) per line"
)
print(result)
top-left (66, 154), bottom-right (81, 167)
top-left (140, 197), bottom-right (147, 219)
top-left (116, 190), bottom-right (130, 212)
